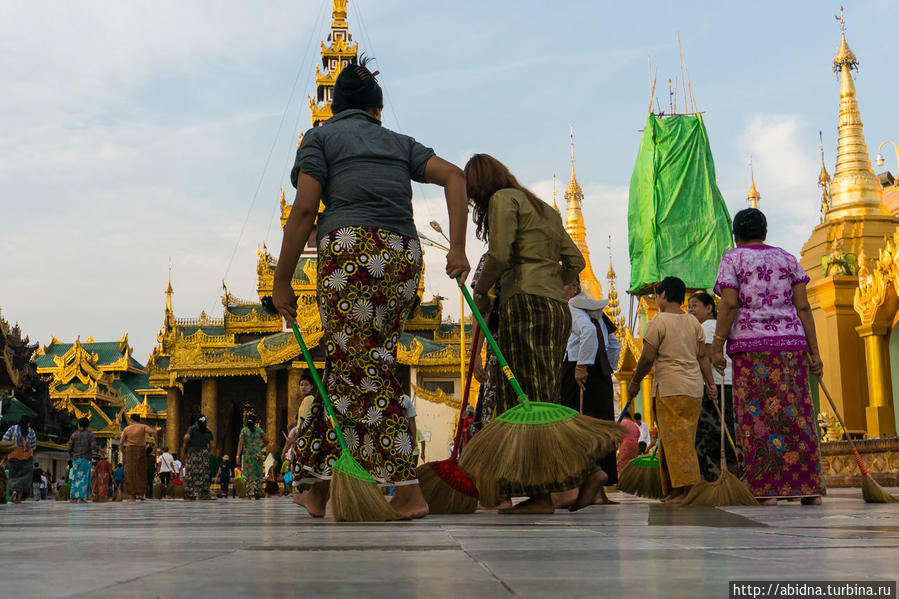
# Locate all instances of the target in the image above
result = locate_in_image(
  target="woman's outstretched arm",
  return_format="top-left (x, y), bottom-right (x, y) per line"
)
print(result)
top-left (273, 173), bottom-right (322, 323)
top-left (424, 156), bottom-right (470, 283)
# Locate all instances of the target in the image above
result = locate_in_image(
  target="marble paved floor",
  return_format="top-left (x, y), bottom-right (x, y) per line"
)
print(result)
top-left (1, 488), bottom-right (897, 598)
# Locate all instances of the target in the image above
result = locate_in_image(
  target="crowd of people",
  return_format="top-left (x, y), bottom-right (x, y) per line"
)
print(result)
top-left (2, 59), bottom-right (825, 517)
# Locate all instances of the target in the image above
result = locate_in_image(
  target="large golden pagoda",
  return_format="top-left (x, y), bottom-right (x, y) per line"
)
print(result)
top-left (147, 0), bottom-right (474, 462)
top-left (800, 15), bottom-right (899, 437)
top-left (565, 127), bottom-right (603, 300)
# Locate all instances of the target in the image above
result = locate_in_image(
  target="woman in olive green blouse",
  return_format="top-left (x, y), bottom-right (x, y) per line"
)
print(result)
top-left (465, 153), bottom-right (591, 514)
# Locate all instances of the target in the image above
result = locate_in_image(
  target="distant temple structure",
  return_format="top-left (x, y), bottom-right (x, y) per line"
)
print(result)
top-left (147, 0), bottom-right (476, 462)
top-left (34, 334), bottom-right (166, 459)
top-left (801, 17), bottom-right (899, 440)
top-left (564, 127), bottom-right (603, 300)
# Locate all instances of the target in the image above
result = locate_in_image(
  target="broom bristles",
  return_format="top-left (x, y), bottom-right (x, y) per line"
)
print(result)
top-left (617, 462), bottom-right (664, 499)
top-left (459, 415), bottom-right (626, 507)
top-left (680, 469), bottom-right (758, 507)
top-left (861, 475), bottom-right (899, 503)
top-left (330, 470), bottom-right (407, 522)
top-left (417, 464), bottom-right (478, 514)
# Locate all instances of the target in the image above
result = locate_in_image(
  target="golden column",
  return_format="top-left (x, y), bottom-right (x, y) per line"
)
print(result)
top-left (201, 379), bottom-right (218, 454)
top-left (800, 15), bottom-right (899, 433)
top-left (265, 372), bottom-right (279, 453)
top-left (855, 323), bottom-right (896, 437)
top-left (165, 387), bottom-right (182, 452)
top-left (287, 366), bottom-right (302, 427)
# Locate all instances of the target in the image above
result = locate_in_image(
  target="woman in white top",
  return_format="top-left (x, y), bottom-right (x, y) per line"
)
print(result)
top-left (687, 292), bottom-right (743, 482)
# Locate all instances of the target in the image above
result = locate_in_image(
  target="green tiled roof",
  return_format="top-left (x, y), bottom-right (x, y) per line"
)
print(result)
top-left (122, 372), bottom-right (153, 390)
top-left (55, 382), bottom-right (91, 392)
top-left (0, 398), bottom-right (38, 425)
top-left (178, 325), bottom-right (227, 337)
top-left (438, 323), bottom-right (474, 336)
top-left (112, 380), bottom-right (142, 411)
top-left (153, 355), bottom-right (170, 370)
top-left (399, 333), bottom-right (448, 357)
top-left (129, 356), bottom-right (144, 370)
top-left (213, 331), bottom-right (295, 361)
top-left (419, 303), bottom-right (441, 318)
top-left (226, 305), bottom-right (262, 317)
top-left (148, 397), bottom-right (167, 413)
top-left (35, 340), bottom-right (134, 369)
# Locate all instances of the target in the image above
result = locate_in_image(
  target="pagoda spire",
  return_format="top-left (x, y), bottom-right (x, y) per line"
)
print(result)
top-left (818, 131), bottom-right (832, 221)
top-left (552, 173), bottom-right (560, 213)
top-left (606, 236), bottom-right (624, 332)
top-left (564, 125), bottom-right (603, 299)
top-left (827, 8), bottom-right (884, 218)
top-left (746, 157), bottom-right (761, 209)
top-left (309, 0), bottom-right (359, 127)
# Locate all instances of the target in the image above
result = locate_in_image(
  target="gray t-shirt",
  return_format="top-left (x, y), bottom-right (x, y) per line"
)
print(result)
top-left (291, 109), bottom-right (435, 240)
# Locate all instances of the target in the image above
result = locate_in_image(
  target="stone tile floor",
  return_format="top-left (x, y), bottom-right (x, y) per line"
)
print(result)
top-left (1, 488), bottom-right (897, 598)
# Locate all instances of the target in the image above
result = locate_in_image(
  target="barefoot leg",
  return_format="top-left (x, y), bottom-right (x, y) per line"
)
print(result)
top-left (569, 470), bottom-right (608, 512)
top-left (294, 481), bottom-right (329, 517)
top-left (499, 494), bottom-right (555, 515)
top-left (391, 483), bottom-right (429, 519)
top-left (554, 489), bottom-right (578, 509)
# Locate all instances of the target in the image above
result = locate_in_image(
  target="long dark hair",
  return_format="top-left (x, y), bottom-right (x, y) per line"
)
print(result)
top-left (463, 154), bottom-right (546, 241)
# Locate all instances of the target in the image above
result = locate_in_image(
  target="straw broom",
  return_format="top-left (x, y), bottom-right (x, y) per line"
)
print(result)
top-left (617, 446), bottom-right (663, 499)
top-left (456, 283), bottom-right (626, 508)
top-left (681, 380), bottom-right (757, 507)
top-left (416, 329), bottom-right (481, 514)
top-left (817, 377), bottom-right (898, 504)
top-left (288, 323), bottom-right (405, 521)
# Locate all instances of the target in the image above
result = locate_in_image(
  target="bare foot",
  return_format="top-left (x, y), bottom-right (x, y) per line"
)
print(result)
top-left (594, 486), bottom-right (619, 505)
top-left (391, 484), bottom-right (429, 519)
top-left (569, 470), bottom-right (608, 512)
top-left (294, 482), bottom-right (329, 517)
top-left (499, 494), bottom-right (555, 515)
top-left (757, 498), bottom-right (778, 506)
top-left (800, 496), bottom-right (822, 506)
top-left (554, 489), bottom-right (578, 509)
top-left (664, 486), bottom-right (690, 505)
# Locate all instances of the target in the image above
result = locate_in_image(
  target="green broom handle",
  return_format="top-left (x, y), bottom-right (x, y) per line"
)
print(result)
top-left (290, 323), bottom-right (349, 454)
top-left (458, 281), bottom-right (531, 410)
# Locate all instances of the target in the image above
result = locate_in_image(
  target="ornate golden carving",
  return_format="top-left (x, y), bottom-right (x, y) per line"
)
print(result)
top-left (412, 384), bottom-right (461, 409)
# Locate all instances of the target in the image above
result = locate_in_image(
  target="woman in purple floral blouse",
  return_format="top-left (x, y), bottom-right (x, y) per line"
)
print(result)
top-left (710, 209), bottom-right (824, 505)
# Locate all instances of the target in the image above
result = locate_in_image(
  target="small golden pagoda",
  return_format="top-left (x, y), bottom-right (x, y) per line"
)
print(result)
top-left (799, 13), bottom-right (899, 437)
top-left (564, 126), bottom-right (604, 300)
top-left (747, 160), bottom-right (761, 209)
top-left (147, 0), bottom-right (474, 462)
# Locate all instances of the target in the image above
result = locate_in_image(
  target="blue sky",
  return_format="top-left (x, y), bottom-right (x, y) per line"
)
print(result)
top-left (2, 1), bottom-right (897, 360)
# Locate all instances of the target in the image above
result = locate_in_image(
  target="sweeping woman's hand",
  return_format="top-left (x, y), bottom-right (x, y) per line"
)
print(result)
top-left (273, 279), bottom-right (298, 325)
top-left (711, 347), bottom-right (727, 375)
top-left (446, 246), bottom-right (470, 283)
top-left (807, 351), bottom-right (824, 378)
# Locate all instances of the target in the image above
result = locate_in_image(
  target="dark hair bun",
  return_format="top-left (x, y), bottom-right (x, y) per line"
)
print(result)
top-left (332, 55), bottom-right (383, 114)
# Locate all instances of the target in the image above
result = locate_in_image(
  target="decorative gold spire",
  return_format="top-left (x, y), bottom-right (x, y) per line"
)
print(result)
top-left (309, 0), bottom-right (358, 127)
top-left (564, 125), bottom-right (603, 299)
top-left (818, 131), bottom-right (831, 221)
top-left (606, 236), bottom-right (624, 332)
top-left (552, 173), bottom-right (560, 213)
top-left (164, 277), bottom-right (174, 328)
top-left (747, 157), bottom-right (761, 209)
top-left (827, 8), bottom-right (884, 218)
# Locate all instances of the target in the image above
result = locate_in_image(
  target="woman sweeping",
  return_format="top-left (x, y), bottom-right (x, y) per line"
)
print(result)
top-left (628, 277), bottom-right (717, 504)
top-left (3, 415), bottom-right (37, 503)
top-left (67, 417), bottom-right (97, 503)
top-left (119, 414), bottom-right (157, 501)
top-left (91, 456), bottom-right (113, 501)
top-left (710, 208), bottom-right (824, 505)
top-left (182, 414), bottom-right (214, 500)
top-left (236, 416), bottom-right (265, 499)
top-left (272, 58), bottom-right (469, 519)
top-left (688, 292), bottom-right (743, 481)
top-left (466, 153), bottom-right (600, 514)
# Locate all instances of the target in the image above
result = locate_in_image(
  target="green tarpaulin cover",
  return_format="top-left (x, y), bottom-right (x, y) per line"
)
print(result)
top-left (628, 113), bottom-right (733, 294)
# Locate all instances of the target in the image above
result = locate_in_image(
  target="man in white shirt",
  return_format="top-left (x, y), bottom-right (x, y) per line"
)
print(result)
top-left (157, 448), bottom-right (175, 486)
top-left (634, 413), bottom-right (651, 453)
top-left (558, 279), bottom-right (622, 508)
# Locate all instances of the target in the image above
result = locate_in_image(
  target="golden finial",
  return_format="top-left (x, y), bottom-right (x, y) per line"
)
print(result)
top-left (552, 173), bottom-right (560, 213)
top-left (747, 157), bottom-right (761, 209)
top-left (606, 236), bottom-right (624, 331)
top-left (297, 132), bottom-right (303, 149)
top-left (607, 235), bottom-right (617, 280)
top-left (828, 7), bottom-right (883, 217)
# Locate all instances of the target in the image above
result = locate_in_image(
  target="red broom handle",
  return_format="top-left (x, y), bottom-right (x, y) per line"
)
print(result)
top-left (815, 370), bottom-right (871, 477)
top-left (449, 327), bottom-right (482, 460)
